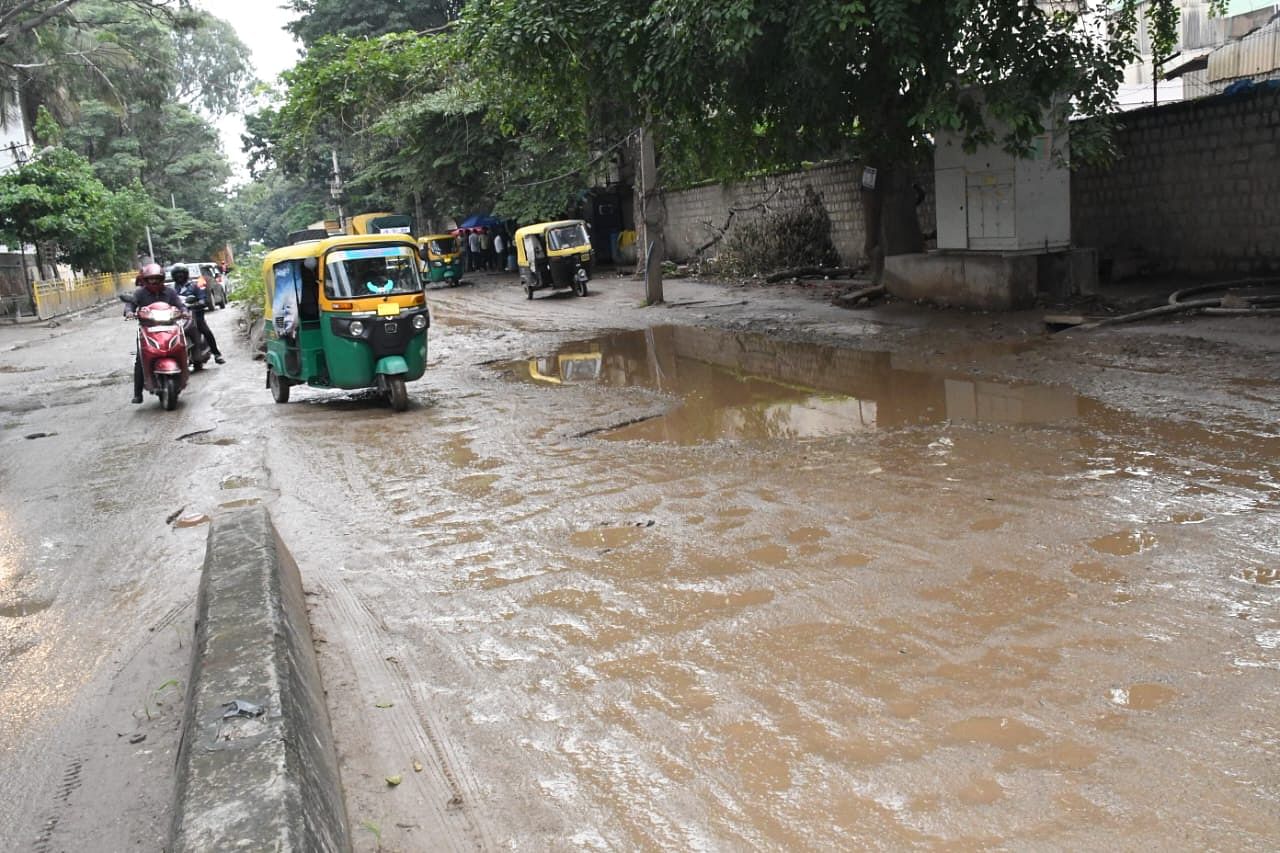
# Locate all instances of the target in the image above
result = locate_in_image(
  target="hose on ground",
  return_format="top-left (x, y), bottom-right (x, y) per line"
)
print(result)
top-left (1071, 277), bottom-right (1280, 331)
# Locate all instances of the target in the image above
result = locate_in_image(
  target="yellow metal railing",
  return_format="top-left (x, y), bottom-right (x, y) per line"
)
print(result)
top-left (32, 272), bottom-right (128, 320)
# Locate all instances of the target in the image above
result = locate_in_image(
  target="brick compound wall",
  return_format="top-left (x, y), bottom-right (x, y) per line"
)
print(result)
top-left (1073, 85), bottom-right (1280, 277)
top-left (662, 162), bottom-right (879, 266)
top-left (662, 86), bottom-right (1280, 278)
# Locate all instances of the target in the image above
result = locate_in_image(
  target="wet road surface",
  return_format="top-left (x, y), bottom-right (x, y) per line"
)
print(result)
top-left (0, 305), bottom-right (246, 850)
top-left (1, 277), bottom-right (1277, 851)
top-left (277, 277), bottom-right (1279, 850)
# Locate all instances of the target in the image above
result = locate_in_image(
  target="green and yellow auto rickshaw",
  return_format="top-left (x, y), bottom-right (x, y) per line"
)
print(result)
top-left (262, 233), bottom-right (429, 412)
top-left (418, 233), bottom-right (464, 285)
top-left (515, 219), bottom-right (593, 299)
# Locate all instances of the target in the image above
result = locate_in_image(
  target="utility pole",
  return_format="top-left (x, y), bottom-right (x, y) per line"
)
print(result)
top-left (145, 225), bottom-right (155, 262)
top-left (637, 124), bottom-right (664, 305)
top-left (329, 150), bottom-right (345, 232)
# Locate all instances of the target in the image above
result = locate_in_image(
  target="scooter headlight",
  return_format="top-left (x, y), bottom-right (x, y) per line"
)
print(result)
top-left (411, 313), bottom-right (427, 330)
top-left (348, 320), bottom-right (365, 337)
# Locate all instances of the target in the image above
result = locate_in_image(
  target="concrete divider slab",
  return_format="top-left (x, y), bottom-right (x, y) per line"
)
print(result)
top-left (171, 505), bottom-right (351, 852)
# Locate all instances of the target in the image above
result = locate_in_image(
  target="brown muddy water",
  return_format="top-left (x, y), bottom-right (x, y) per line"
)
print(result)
top-left (502, 326), bottom-right (1078, 443)
top-left (298, 323), bottom-right (1279, 850)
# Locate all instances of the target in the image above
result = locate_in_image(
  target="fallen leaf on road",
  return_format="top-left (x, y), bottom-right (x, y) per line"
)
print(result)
top-left (385, 775), bottom-right (402, 786)
top-left (175, 514), bottom-right (210, 528)
top-left (412, 759), bottom-right (423, 773)
top-left (375, 700), bottom-right (393, 708)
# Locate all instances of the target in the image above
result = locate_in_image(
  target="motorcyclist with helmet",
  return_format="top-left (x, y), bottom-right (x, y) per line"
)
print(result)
top-left (126, 262), bottom-right (187, 404)
top-left (171, 265), bottom-right (225, 366)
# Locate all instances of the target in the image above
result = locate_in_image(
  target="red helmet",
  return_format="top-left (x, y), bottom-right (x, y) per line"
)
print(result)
top-left (138, 262), bottom-right (165, 290)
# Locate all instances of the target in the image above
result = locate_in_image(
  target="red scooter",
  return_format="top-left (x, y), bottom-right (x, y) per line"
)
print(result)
top-left (122, 296), bottom-right (190, 410)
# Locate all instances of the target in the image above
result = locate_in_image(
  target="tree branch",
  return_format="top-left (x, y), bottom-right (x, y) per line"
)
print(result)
top-left (0, 0), bottom-right (81, 47)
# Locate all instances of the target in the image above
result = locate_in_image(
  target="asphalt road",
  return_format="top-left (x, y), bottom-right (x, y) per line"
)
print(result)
top-left (0, 274), bottom-right (1277, 851)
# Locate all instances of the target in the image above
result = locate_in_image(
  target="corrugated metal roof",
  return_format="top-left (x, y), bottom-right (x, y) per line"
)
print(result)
top-left (1208, 18), bottom-right (1280, 81)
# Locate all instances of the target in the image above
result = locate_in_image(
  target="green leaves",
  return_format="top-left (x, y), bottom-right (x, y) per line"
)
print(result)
top-left (0, 144), bottom-right (155, 271)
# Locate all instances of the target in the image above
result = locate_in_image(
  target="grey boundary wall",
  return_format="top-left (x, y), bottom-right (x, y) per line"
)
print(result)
top-left (661, 85), bottom-right (1280, 278)
top-left (171, 505), bottom-right (352, 852)
top-left (1073, 85), bottom-right (1280, 277)
top-left (661, 162), bottom-right (888, 265)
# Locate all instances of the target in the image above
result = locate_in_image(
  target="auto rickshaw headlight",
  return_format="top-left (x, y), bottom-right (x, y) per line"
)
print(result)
top-left (432, 260), bottom-right (443, 267)
top-left (348, 320), bottom-right (365, 337)
top-left (412, 313), bottom-right (427, 330)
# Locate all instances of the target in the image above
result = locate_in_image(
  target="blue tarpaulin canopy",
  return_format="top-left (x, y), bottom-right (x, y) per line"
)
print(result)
top-left (458, 213), bottom-right (503, 229)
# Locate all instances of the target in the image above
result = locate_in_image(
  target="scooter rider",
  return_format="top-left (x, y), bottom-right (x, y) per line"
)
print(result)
top-left (171, 265), bottom-right (225, 365)
top-left (126, 263), bottom-right (186, 404)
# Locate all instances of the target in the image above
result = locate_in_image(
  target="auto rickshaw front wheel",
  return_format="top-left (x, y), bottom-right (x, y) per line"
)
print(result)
top-left (386, 376), bottom-right (409, 412)
top-left (268, 367), bottom-right (290, 404)
top-left (573, 279), bottom-right (589, 297)
top-left (524, 284), bottom-right (534, 300)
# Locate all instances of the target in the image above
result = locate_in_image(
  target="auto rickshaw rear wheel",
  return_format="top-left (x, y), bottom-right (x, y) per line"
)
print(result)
top-left (386, 377), bottom-right (408, 412)
top-left (268, 367), bottom-right (290, 404)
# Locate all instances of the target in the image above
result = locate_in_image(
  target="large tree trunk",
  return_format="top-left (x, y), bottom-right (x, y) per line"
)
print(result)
top-left (860, 164), bottom-right (923, 285)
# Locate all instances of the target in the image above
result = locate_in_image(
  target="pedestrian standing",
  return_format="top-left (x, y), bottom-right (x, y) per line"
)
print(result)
top-left (478, 229), bottom-right (491, 270)
top-left (468, 229), bottom-right (482, 272)
top-left (493, 232), bottom-right (505, 273)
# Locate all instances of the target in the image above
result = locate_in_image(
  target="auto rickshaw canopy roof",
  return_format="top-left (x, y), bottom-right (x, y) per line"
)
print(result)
top-left (262, 233), bottom-right (421, 311)
top-left (263, 233), bottom-right (418, 267)
top-left (514, 220), bottom-right (586, 241)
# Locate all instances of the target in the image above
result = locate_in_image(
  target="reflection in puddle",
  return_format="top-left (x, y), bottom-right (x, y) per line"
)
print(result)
top-left (501, 326), bottom-right (1080, 443)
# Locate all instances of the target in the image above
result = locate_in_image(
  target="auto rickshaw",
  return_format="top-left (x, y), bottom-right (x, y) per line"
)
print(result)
top-left (515, 219), bottom-right (593, 299)
top-left (418, 233), bottom-right (465, 285)
top-left (347, 211), bottom-right (414, 236)
top-left (261, 233), bottom-right (429, 412)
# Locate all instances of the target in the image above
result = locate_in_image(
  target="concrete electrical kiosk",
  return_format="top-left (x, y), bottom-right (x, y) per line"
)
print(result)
top-left (886, 109), bottom-right (1095, 309)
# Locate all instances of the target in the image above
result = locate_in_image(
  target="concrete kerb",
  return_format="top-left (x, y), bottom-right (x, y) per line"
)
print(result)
top-left (171, 505), bottom-right (351, 852)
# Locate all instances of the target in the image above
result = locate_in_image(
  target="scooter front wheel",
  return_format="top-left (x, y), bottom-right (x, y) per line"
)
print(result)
top-left (159, 374), bottom-right (180, 411)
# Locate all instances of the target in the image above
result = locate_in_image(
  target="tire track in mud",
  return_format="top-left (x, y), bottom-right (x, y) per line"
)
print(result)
top-left (316, 577), bottom-right (491, 851)
top-left (29, 757), bottom-right (83, 853)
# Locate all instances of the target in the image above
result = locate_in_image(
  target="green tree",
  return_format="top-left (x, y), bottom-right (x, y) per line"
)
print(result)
top-left (285, 0), bottom-right (459, 47)
top-left (453, 0), bottom-right (1226, 292)
top-left (0, 141), bottom-right (155, 291)
top-left (9, 2), bottom-right (256, 265)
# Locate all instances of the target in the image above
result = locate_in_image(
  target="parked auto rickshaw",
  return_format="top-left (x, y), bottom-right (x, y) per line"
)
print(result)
top-left (515, 219), bottom-right (593, 299)
top-left (261, 233), bottom-right (429, 412)
top-left (418, 233), bottom-right (465, 285)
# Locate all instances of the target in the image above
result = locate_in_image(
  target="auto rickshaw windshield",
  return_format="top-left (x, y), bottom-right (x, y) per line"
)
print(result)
top-left (429, 237), bottom-right (458, 254)
top-left (546, 223), bottom-right (590, 251)
top-left (325, 246), bottom-right (422, 298)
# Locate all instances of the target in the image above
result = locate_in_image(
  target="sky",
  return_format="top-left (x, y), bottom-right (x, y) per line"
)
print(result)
top-left (198, 0), bottom-right (301, 184)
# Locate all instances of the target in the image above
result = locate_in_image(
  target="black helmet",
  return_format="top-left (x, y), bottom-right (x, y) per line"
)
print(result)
top-left (170, 265), bottom-right (190, 283)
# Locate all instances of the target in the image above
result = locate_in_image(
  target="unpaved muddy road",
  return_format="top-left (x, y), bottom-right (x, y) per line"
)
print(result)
top-left (0, 274), bottom-right (1276, 851)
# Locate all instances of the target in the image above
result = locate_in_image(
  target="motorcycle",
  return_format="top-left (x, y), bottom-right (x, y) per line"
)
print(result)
top-left (183, 293), bottom-right (212, 371)
top-left (121, 294), bottom-right (189, 410)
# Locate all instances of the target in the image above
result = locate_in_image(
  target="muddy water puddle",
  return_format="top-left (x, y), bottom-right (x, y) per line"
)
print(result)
top-left (314, 321), bottom-right (1280, 850)
top-left (501, 325), bottom-right (1081, 443)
